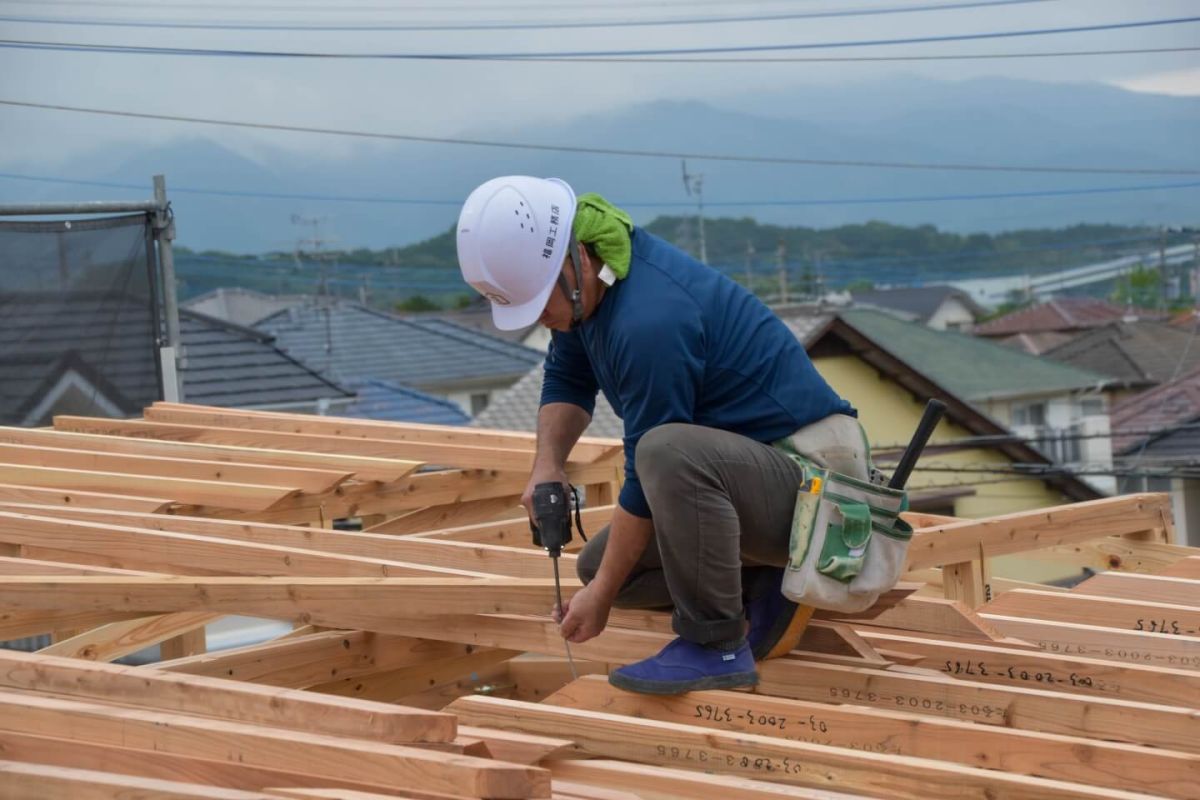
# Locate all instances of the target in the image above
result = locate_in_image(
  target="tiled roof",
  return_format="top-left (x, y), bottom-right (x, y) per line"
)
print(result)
top-left (336, 379), bottom-right (471, 425)
top-left (473, 365), bottom-right (625, 438)
top-left (179, 309), bottom-right (353, 409)
top-left (851, 285), bottom-right (984, 322)
top-left (255, 301), bottom-right (543, 390)
top-left (1043, 320), bottom-right (1200, 388)
top-left (839, 308), bottom-right (1111, 400)
top-left (994, 331), bottom-right (1077, 356)
top-left (1111, 365), bottom-right (1200, 454)
top-left (974, 297), bottom-right (1159, 336)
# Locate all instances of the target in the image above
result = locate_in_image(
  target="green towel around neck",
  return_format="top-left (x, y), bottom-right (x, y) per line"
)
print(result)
top-left (573, 193), bottom-right (634, 279)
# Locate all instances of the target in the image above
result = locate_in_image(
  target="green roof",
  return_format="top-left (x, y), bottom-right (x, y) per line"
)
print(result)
top-left (839, 308), bottom-right (1112, 401)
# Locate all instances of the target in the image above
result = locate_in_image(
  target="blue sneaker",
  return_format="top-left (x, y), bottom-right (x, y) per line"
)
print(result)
top-left (746, 567), bottom-right (814, 661)
top-left (608, 637), bottom-right (758, 695)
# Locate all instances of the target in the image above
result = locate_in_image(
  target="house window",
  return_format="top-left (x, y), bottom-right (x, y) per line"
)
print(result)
top-left (1012, 402), bottom-right (1047, 427)
top-left (1079, 398), bottom-right (1104, 417)
top-left (470, 392), bottom-right (490, 416)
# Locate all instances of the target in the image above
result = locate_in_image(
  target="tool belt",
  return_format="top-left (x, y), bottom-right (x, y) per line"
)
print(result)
top-left (774, 438), bottom-right (913, 614)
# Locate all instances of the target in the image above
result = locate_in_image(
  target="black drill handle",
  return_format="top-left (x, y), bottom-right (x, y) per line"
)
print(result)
top-left (889, 399), bottom-right (947, 490)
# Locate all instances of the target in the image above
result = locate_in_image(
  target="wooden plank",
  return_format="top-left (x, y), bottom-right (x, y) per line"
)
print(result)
top-left (544, 675), bottom-right (1200, 799)
top-left (454, 726), bottom-right (575, 766)
top-left (0, 760), bottom-right (290, 800)
top-left (853, 629), bottom-right (1200, 707)
top-left (0, 649), bottom-right (457, 743)
top-left (450, 695), bottom-right (1155, 800)
top-left (159, 626), bottom-right (209, 660)
top-left (38, 612), bottom-right (218, 661)
top-left (0, 463), bottom-right (296, 511)
top-left (0, 610), bottom-right (141, 641)
top-left (1007, 533), bottom-right (1194, 576)
top-left (309, 647), bottom-right (520, 702)
top-left (0, 556), bottom-right (155, 576)
top-left (984, 589), bottom-right (1200, 636)
top-left (0, 576), bottom-right (574, 633)
top-left (942, 558), bottom-right (988, 608)
top-left (367, 495), bottom-right (524, 535)
top-left (1160, 557), bottom-right (1200, 579)
top-left (0, 731), bottom-right (460, 800)
top-left (906, 493), bottom-right (1174, 570)
top-left (1071, 572), bottom-right (1200, 607)
top-left (980, 614), bottom-right (1200, 671)
top-left (57, 415), bottom-right (540, 473)
top-left (411, 506), bottom-right (614, 549)
top-left (0, 442), bottom-right (351, 493)
top-left (151, 401), bottom-right (622, 463)
top-left (550, 760), bottom-right (866, 800)
top-left (0, 512), bottom-right (484, 578)
top-left (373, 612), bottom-right (1198, 750)
top-left (0, 691), bottom-right (544, 799)
top-left (0, 504), bottom-right (550, 578)
top-left (0, 481), bottom-right (172, 512)
top-left (908, 567), bottom-right (1069, 597)
top-left (0, 425), bottom-right (421, 483)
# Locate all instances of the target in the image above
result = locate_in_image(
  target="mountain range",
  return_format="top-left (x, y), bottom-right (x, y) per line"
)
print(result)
top-left (3, 75), bottom-right (1196, 254)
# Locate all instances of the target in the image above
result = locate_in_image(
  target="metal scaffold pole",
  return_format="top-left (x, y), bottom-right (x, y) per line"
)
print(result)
top-left (153, 174), bottom-right (184, 402)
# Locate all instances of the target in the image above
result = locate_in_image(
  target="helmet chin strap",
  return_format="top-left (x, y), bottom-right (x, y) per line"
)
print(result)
top-left (555, 228), bottom-right (586, 330)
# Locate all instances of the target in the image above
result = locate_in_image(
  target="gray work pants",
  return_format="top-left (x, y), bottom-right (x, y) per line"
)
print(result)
top-left (576, 415), bottom-right (869, 644)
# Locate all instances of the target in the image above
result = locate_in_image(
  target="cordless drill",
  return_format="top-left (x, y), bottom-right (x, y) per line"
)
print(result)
top-left (529, 482), bottom-right (574, 558)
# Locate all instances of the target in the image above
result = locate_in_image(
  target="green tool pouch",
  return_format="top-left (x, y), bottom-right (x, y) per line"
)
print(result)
top-left (776, 441), bottom-right (913, 614)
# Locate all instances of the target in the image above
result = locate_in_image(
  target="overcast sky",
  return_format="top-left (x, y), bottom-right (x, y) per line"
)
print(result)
top-left (0, 0), bottom-right (1197, 168)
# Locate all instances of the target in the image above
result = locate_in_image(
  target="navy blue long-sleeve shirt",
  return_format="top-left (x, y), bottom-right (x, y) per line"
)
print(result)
top-left (540, 227), bottom-right (854, 518)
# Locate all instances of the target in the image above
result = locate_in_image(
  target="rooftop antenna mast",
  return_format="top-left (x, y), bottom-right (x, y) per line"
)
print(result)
top-left (681, 160), bottom-right (707, 264)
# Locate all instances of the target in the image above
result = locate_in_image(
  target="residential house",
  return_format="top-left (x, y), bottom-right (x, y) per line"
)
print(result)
top-left (183, 287), bottom-right (310, 328)
top-left (1041, 320), bottom-right (1200, 403)
top-left (1110, 366), bottom-right (1200, 545)
top-left (973, 297), bottom-right (1161, 354)
top-left (255, 300), bottom-right (543, 416)
top-left (338, 379), bottom-right (470, 425)
top-left (850, 285), bottom-right (984, 331)
top-left (410, 298), bottom-right (551, 353)
top-left (477, 307), bottom-right (1102, 520)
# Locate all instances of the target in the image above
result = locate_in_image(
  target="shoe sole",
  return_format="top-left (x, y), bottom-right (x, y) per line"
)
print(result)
top-left (754, 603), bottom-right (816, 661)
top-left (608, 669), bottom-right (759, 696)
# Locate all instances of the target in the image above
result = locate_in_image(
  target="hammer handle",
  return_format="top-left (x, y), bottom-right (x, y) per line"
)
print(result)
top-left (889, 399), bottom-right (947, 490)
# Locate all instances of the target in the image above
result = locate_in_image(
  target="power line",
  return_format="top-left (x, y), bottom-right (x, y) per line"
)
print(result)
top-left (0, 1), bottom-right (1059, 32)
top-left (2, 16), bottom-right (1197, 59)
top-left (428, 47), bottom-right (1200, 64)
top-left (4, 171), bottom-right (1198, 209)
top-left (3, 101), bottom-right (1198, 177)
top-left (0, 0), bottom-right (914, 10)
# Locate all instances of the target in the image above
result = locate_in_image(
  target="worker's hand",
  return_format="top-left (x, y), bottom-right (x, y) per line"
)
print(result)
top-left (522, 467), bottom-right (569, 520)
top-left (557, 582), bottom-right (612, 644)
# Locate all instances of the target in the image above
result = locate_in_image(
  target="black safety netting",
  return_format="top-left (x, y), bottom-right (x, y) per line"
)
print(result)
top-left (0, 213), bottom-right (163, 426)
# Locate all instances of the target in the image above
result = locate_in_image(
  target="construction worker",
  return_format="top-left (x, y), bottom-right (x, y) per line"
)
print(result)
top-left (457, 176), bottom-right (869, 695)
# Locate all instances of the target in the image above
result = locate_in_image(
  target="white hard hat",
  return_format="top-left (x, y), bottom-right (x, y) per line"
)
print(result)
top-left (456, 176), bottom-right (577, 330)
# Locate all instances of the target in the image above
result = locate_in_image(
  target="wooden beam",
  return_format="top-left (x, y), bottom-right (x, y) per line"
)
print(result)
top-left (0, 463), bottom-right (297, 511)
top-left (38, 612), bottom-right (218, 661)
top-left (57, 415), bottom-right (540, 473)
top-left (906, 493), bottom-right (1173, 570)
top-left (0, 691), bottom-right (544, 799)
top-left (0, 442), bottom-right (352, 493)
top-left (942, 558), bottom-right (988, 608)
top-left (159, 626), bottom-right (209, 660)
top-left (822, 596), bottom-right (1008, 641)
top-left (853, 629), bottom-right (1200, 708)
top-left (544, 675), bottom-right (1200, 799)
top-left (1071, 572), bottom-right (1200, 607)
top-left (308, 647), bottom-right (520, 702)
top-left (0, 610), bottom-right (141, 641)
top-left (366, 495), bottom-right (524, 535)
top-left (0, 649), bottom-right (456, 743)
top-left (0, 504), bottom-right (554, 578)
top-left (150, 401), bottom-right (622, 463)
top-left (980, 614), bottom-right (1200, 671)
top-left (0, 731), bottom-right (458, 800)
top-left (549, 760), bottom-right (866, 800)
top-left (1160, 557), bottom-right (1200, 579)
top-left (0, 576), bottom-right (574, 633)
top-left (0, 425), bottom-right (421, 483)
top-left (0, 556), bottom-right (154, 576)
top-left (984, 589), bottom-right (1200, 636)
top-left (0, 512), bottom-right (485, 578)
top-left (450, 696), bottom-right (1153, 800)
top-left (0, 482), bottom-right (172, 512)
top-left (1003, 531), bottom-right (1194, 576)
top-left (0, 760), bottom-right (290, 800)
top-left (411, 506), bottom-right (614, 549)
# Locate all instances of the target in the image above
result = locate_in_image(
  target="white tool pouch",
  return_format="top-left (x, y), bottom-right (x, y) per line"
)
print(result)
top-left (776, 444), bottom-right (912, 614)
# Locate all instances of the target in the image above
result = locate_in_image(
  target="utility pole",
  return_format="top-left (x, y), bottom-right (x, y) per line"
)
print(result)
top-left (744, 239), bottom-right (755, 293)
top-left (681, 160), bottom-right (707, 264)
top-left (777, 239), bottom-right (788, 306)
top-left (1160, 225), bottom-right (1169, 310)
top-left (292, 214), bottom-right (338, 302)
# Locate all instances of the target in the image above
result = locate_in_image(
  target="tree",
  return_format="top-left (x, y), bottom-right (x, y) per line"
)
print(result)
top-left (1111, 264), bottom-right (1161, 308)
top-left (395, 295), bottom-right (440, 312)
